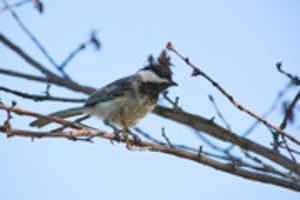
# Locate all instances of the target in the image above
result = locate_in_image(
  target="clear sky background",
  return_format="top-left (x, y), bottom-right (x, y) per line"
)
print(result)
top-left (1, 0), bottom-right (300, 199)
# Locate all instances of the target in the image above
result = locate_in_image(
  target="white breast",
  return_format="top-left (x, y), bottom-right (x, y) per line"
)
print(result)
top-left (84, 95), bottom-right (155, 128)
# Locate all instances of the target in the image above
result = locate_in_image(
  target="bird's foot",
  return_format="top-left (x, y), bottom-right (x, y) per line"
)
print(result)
top-left (103, 120), bottom-right (122, 143)
top-left (123, 129), bottom-right (142, 150)
top-left (113, 131), bottom-right (122, 143)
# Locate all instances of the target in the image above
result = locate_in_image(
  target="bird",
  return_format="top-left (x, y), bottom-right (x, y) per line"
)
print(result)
top-left (30, 50), bottom-right (177, 145)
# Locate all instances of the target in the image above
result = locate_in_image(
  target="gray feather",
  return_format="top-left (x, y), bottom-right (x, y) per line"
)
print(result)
top-left (30, 106), bottom-right (85, 128)
top-left (85, 76), bottom-right (137, 107)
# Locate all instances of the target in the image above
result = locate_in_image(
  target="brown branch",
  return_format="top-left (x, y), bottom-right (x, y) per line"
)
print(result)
top-left (1, 95), bottom-right (300, 191)
top-left (0, 86), bottom-right (85, 103)
top-left (0, 125), bottom-right (299, 192)
top-left (0, 67), bottom-right (49, 83)
top-left (0, 33), bottom-right (95, 94)
top-left (1, 44), bottom-right (299, 176)
top-left (0, 104), bottom-right (82, 130)
top-left (2, 34), bottom-right (300, 190)
top-left (166, 42), bottom-right (300, 146)
top-left (153, 106), bottom-right (300, 175)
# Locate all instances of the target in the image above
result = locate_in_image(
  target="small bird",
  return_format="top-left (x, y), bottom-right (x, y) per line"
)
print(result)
top-left (30, 51), bottom-right (177, 144)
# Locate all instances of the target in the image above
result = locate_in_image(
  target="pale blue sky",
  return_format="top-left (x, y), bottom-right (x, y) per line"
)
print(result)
top-left (0, 0), bottom-right (300, 199)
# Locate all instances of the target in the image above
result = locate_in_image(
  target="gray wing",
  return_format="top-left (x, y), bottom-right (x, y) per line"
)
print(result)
top-left (84, 75), bottom-right (138, 107)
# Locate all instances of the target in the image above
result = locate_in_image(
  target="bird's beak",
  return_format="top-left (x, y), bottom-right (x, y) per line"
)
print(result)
top-left (169, 80), bottom-right (178, 87)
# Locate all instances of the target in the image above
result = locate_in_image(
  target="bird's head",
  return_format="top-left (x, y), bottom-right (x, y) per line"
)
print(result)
top-left (137, 50), bottom-right (177, 91)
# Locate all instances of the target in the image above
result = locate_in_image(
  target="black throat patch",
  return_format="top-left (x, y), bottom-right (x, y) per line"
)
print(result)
top-left (139, 82), bottom-right (169, 103)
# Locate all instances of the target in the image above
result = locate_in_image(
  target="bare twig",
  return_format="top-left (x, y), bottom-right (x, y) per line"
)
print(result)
top-left (0, 67), bottom-right (49, 83)
top-left (1, 123), bottom-right (299, 192)
top-left (0, 104), bottom-right (83, 129)
top-left (208, 95), bottom-right (231, 131)
top-left (154, 106), bottom-right (300, 175)
top-left (59, 31), bottom-right (101, 71)
top-left (276, 91), bottom-right (300, 163)
top-left (136, 127), bottom-right (272, 174)
top-left (0, 86), bottom-right (85, 103)
top-left (161, 127), bottom-right (174, 147)
top-left (280, 90), bottom-right (300, 130)
top-left (276, 62), bottom-right (300, 86)
top-left (1, 0), bottom-right (64, 76)
top-left (280, 133), bottom-right (298, 164)
top-left (166, 42), bottom-right (300, 146)
top-left (0, 0), bottom-right (30, 13)
top-left (162, 91), bottom-right (181, 110)
top-left (226, 82), bottom-right (293, 152)
top-left (242, 150), bottom-right (299, 182)
top-left (59, 43), bottom-right (87, 70)
top-left (2, 36), bottom-right (300, 177)
top-left (0, 33), bottom-right (95, 94)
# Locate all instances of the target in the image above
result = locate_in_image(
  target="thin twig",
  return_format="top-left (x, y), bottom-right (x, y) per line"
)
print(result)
top-left (226, 82), bottom-right (293, 152)
top-left (162, 91), bottom-right (181, 110)
top-left (136, 127), bottom-right (244, 162)
top-left (0, 67), bottom-right (49, 83)
top-left (242, 150), bottom-right (300, 182)
top-left (154, 106), bottom-right (300, 175)
top-left (280, 90), bottom-right (300, 130)
top-left (276, 63), bottom-right (300, 86)
top-left (208, 95), bottom-right (231, 131)
top-left (166, 42), bottom-right (300, 146)
top-left (59, 31), bottom-right (101, 70)
top-left (1, 123), bottom-right (298, 191)
top-left (0, 33), bottom-right (96, 94)
top-left (0, 86), bottom-right (86, 103)
top-left (1, 0), bottom-right (68, 78)
top-left (277, 91), bottom-right (300, 163)
top-left (50, 115), bottom-right (90, 133)
top-left (0, 0), bottom-right (30, 13)
top-left (280, 133), bottom-right (298, 164)
top-left (59, 44), bottom-right (87, 70)
top-left (161, 127), bottom-right (174, 147)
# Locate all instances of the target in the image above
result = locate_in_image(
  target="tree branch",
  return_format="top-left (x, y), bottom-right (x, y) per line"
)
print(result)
top-left (0, 124), bottom-right (299, 192)
top-left (0, 86), bottom-right (85, 103)
top-left (166, 42), bottom-right (300, 146)
top-left (153, 106), bottom-right (300, 175)
top-left (0, 33), bottom-right (95, 94)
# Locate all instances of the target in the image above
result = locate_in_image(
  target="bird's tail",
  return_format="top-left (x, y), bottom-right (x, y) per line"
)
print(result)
top-left (30, 106), bottom-right (85, 128)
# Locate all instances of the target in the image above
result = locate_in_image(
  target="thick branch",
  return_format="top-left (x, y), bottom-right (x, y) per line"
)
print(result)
top-left (2, 34), bottom-right (300, 190)
top-left (0, 125), bottom-right (299, 192)
top-left (154, 106), bottom-right (300, 175)
top-left (2, 35), bottom-right (299, 175)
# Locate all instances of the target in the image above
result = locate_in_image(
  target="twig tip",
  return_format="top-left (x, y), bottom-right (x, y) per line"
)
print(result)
top-left (166, 41), bottom-right (174, 51)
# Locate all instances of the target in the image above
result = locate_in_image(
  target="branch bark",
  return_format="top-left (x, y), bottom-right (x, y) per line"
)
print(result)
top-left (1, 32), bottom-right (300, 192)
top-left (0, 124), bottom-right (299, 192)
top-left (154, 106), bottom-right (300, 175)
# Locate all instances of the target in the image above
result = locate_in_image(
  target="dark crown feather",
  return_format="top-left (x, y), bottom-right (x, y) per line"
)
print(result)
top-left (144, 50), bottom-right (173, 80)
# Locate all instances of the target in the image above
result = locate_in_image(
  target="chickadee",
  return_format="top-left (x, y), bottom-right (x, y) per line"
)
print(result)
top-left (30, 51), bottom-right (177, 133)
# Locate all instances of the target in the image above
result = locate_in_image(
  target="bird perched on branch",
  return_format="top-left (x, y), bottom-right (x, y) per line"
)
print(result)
top-left (30, 50), bottom-right (177, 147)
